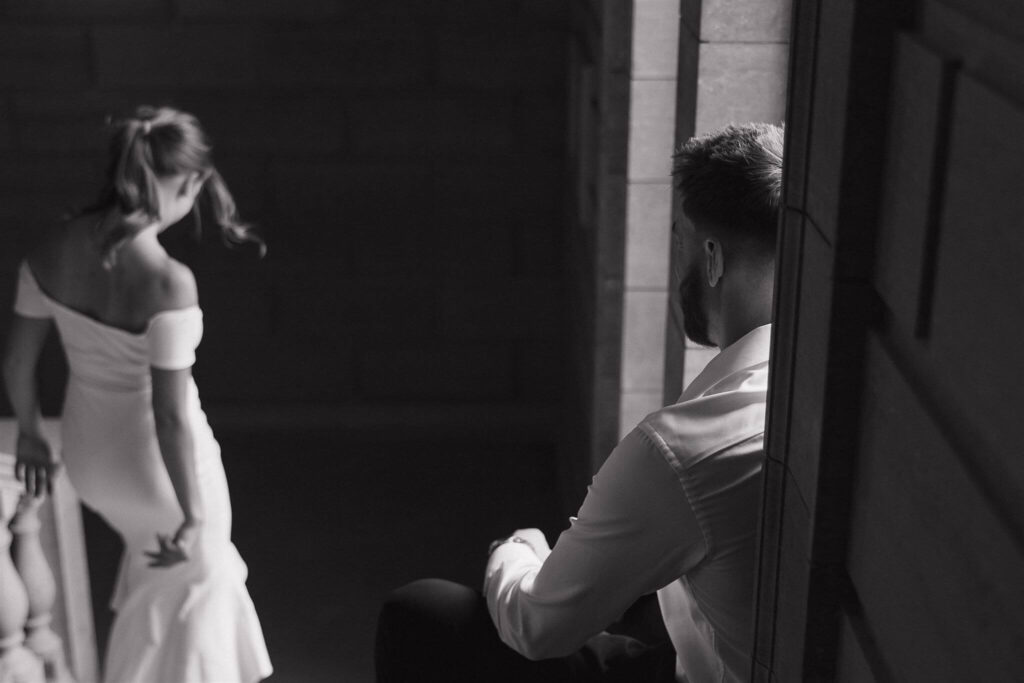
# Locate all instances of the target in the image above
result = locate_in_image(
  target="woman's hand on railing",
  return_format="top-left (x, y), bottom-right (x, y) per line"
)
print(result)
top-left (15, 431), bottom-right (60, 498)
top-left (145, 518), bottom-right (200, 568)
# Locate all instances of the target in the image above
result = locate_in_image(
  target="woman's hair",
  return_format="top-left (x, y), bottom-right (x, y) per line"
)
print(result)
top-left (85, 105), bottom-right (265, 267)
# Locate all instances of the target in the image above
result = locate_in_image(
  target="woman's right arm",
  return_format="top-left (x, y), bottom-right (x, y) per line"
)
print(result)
top-left (151, 366), bottom-right (203, 527)
top-left (144, 263), bottom-right (203, 568)
top-left (2, 313), bottom-right (58, 497)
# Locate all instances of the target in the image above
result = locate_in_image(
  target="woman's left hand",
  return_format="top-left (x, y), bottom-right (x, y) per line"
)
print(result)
top-left (145, 518), bottom-right (199, 568)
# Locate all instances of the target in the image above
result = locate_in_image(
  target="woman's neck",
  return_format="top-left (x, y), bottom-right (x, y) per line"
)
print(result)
top-left (116, 223), bottom-right (167, 269)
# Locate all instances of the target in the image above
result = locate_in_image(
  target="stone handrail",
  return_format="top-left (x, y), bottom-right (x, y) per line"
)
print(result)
top-left (0, 421), bottom-right (98, 683)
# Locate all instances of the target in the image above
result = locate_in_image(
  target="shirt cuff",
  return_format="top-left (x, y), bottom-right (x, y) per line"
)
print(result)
top-left (483, 539), bottom-right (542, 606)
top-left (485, 539), bottom-right (541, 582)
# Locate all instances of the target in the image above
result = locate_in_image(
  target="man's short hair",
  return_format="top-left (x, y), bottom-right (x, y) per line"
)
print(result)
top-left (671, 123), bottom-right (784, 254)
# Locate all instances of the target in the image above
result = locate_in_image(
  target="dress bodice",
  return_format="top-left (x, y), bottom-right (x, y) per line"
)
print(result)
top-left (14, 261), bottom-right (203, 391)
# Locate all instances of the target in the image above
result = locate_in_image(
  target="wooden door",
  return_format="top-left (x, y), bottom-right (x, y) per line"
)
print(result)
top-left (754, 1), bottom-right (1024, 680)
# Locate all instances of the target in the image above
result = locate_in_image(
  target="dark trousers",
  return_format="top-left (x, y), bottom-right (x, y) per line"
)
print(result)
top-left (375, 579), bottom-right (678, 683)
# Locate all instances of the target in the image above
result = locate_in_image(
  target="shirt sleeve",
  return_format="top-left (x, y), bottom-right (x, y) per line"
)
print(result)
top-left (483, 427), bottom-right (707, 660)
top-left (13, 261), bottom-right (53, 319)
top-left (146, 308), bottom-right (203, 370)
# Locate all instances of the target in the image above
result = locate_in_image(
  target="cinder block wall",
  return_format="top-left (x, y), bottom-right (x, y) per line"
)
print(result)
top-left (0, 1), bottom-right (571, 424)
top-left (617, 0), bottom-right (679, 436)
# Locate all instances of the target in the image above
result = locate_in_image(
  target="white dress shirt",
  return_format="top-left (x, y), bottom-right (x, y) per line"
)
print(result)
top-left (484, 324), bottom-right (772, 682)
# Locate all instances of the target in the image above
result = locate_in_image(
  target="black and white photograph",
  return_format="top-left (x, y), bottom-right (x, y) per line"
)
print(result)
top-left (0, 1), bottom-right (1021, 682)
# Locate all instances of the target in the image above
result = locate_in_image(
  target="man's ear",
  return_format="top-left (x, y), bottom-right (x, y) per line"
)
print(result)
top-left (704, 239), bottom-right (724, 288)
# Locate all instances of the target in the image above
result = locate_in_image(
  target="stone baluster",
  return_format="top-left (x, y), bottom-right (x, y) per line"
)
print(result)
top-left (11, 494), bottom-right (74, 683)
top-left (0, 483), bottom-right (44, 683)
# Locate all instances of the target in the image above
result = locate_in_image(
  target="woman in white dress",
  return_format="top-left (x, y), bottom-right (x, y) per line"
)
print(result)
top-left (3, 106), bottom-right (273, 682)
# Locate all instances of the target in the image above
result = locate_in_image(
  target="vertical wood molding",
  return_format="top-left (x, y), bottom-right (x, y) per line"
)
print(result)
top-left (591, 0), bottom-right (633, 469)
top-left (752, 0), bottom-right (816, 677)
top-left (754, 0), bottom-right (911, 679)
top-left (566, 0), bottom-right (634, 482)
top-left (912, 41), bottom-right (960, 339)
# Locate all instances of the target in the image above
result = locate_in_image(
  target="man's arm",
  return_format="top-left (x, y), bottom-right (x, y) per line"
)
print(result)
top-left (483, 427), bottom-right (706, 660)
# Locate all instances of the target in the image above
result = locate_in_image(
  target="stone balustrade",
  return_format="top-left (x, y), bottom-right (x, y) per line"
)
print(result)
top-left (0, 463), bottom-right (42, 683)
top-left (0, 421), bottom-right (98, 683)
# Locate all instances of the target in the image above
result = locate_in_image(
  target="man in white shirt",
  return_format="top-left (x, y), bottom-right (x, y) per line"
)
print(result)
top-left (376, 122), bottom-right (784, 683)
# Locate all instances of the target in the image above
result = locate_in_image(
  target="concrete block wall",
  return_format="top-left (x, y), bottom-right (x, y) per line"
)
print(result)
top-left (618, 0), bottom-right (679, 436)
top-left (0, 1), bottom-right (572, 423)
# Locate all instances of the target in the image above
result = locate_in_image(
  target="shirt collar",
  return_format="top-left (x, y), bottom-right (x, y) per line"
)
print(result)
top-left (680, 323), bottom-right (773, 401)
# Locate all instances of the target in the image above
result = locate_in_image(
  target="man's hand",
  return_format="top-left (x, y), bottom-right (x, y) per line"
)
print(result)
top-left (15, 432), bottom-right (60, 498)
top-left (511, 528), bottom-right (552, 561)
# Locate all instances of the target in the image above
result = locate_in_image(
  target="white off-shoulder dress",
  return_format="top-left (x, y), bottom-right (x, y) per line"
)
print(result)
top-left (14, 261), bottom-right (272, 683)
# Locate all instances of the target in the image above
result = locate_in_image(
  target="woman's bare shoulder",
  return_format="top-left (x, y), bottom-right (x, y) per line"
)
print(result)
top-left (149, 258), bottom-right (198, 312)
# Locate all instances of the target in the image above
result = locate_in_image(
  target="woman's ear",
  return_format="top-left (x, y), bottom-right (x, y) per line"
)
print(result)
top-left (704, 239), bottom-right (724, 288)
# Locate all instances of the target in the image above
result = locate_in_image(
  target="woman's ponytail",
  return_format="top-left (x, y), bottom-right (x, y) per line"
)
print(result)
top-left (94, 118), bottom-right (162, 267)
top-left (203, 169), bottom-right (266, 257)
top-left (82, 106), bottom-right (265, 268)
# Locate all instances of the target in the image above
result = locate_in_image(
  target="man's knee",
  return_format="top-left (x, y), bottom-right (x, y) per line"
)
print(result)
top-left (379, 578), bottom-right (484, 632)
top-left (376, 579), bottom-right (489, 682)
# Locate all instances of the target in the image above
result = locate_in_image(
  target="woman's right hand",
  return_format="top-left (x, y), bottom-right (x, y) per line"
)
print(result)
top-left (15, 432), bottom-right (60, 498)
top-left (145, 518), bottom-right (200, 569)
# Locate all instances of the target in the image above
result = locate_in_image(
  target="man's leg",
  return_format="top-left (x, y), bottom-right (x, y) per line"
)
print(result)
top-left (375, 579), bottom-right (677, 683)
top-left (375, 578), bottom-right (573, 683)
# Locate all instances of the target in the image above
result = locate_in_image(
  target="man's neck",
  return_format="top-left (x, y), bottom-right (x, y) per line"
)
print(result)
top-left (716, 271), bottom-right (774, 348)
top-left (719, 312), bottom-right (771, 349)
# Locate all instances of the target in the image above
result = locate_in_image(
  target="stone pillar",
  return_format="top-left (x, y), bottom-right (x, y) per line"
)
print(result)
top-left (11, 495), bottom-right (74, 683)
top-left (618, 0), bottom-right (681, 436)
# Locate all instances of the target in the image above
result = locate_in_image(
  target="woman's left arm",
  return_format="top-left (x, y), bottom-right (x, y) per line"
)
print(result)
top-left (2, 314), bottom-right (58, 497)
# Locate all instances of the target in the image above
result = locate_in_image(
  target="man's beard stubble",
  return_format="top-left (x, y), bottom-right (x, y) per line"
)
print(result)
top-left (680, 269), bottom-right (714, 348)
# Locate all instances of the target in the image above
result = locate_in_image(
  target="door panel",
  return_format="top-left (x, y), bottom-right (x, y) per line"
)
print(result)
top-left (755, 1), bottom-right (1024, 679)
top-left (873, 34), bottom-right (955, 337)
top-left (927, 75), bottom-right (1024, 461)
top-left (848, 337), bottom-right (1024, 681)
